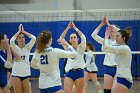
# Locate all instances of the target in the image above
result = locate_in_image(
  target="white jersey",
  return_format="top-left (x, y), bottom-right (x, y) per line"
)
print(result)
top-left (103, 39), bottom-right (133, 83)
top-left (85, 51), bottom-right (98, 71)
top-left (10, 35), bottom-right (36, 77)
top-left (65, 34), bottom-right (86, 72)
top-left (102, 39), bottom-right (116, 66)
top-left (91, 29), bottom-right (116, 66)
top-left (32, 47), bottom-right (77, 89)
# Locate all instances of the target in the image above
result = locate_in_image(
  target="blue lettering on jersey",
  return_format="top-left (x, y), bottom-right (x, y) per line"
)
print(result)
top-left (67, 47), bottom-right (73, 52)
top-left (21, 55), bottom-right (26, 60)
top-left (45, 48), bottom-right (52, 52)
top-left (40, 55), bottom-right (48, 65)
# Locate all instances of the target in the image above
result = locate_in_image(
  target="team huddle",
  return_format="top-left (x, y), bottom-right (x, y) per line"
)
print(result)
top-left (0, 17), bottom-right (132, 93)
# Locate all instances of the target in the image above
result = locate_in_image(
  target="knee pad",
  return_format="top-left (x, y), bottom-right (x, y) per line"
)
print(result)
top-left (104, 89), bottom-right (111, 93)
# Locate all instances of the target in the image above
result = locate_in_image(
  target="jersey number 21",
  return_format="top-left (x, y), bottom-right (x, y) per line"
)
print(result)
top-left (40, 55), bottom-right (49, 64)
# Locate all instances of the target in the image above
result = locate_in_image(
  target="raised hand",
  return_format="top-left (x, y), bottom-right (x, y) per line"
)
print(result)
top-left (18, 24), bottom-right (24, 33)
top-left (71, 20), bottom-right (76, 29)
top-left (105, 27), bottom-right (112, 39)
top-left (1, 40), bottom-right (10, 51)
top-left (101, 16), bottom-right (107, 26)
top-left (18, 24), bottom-right (22, 33)
top-left (67, 21), bottom-right (72, 29)
top-left (105, 17), bottom-right (111, 26)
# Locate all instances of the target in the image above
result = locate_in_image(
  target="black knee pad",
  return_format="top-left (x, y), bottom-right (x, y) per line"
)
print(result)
top-left (104, 89), bottom-right (111, 93)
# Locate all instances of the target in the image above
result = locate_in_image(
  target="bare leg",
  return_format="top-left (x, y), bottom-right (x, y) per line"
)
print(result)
top-left (12, 77), bottom-right (22, 93)
top-left (64, 77), bottom-right (74, 93)
top-left (22, 78), bottom-right (30, 93)
top-left (84, 71), bottom-right (90, 93)
top-left (112, 80), bottom-right (128, 93)
top-left (75, 78), bottom-right (84, 93)
top-left (90, 73), bottom-right (102, 93)
top-left (104, 74), bottom-right (114, 89)
top-left (1, 85), bottom-right (10, 93)
top-left (0, 88), bottom-right (2, 93)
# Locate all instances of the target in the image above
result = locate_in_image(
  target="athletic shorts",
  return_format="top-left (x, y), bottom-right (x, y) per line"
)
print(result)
top-left (65, 68), bottom-right (84, 81)
top-left (117, 77), bottom-right (132, 89)
top-left (40, 85), bottom-right (62, 93)
top-left (104, 65), bottom-right (117, 77)
top-left (12, 76), bottom-right (29, 81)
top-left (0, 75), bottom-right (7, 88)
top-left (84, 68), bottom-right (97, 73)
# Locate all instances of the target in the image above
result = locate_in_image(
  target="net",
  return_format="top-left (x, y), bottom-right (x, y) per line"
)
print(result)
top-left (0, 9), bottom-right (140, 22)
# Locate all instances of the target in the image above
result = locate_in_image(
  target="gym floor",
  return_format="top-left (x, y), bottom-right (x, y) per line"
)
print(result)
top-left (30, 78), bottom-right (140, 93)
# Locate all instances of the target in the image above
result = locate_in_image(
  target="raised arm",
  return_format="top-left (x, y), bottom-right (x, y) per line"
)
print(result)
top-left (102, 28), bottom-right (128, 54)
top-left (1, 40), bottom-right (13, 68)
top-left (10, 24), bottom-right (22, 48)
top-left (13, 24), bottom-right (22, 38)
top-left (58, 21), bottom-right (72, 49)
top-left (91, 16), bottom-right (106, 45)
top-left (20, 24), bottom-right (36, 50)
top-left (71, 21), bottom-right (83, 37)
top-left (106, 17), bottom-right (120, 32)
top-left (26, 34), bottom-right (36, 50)
top-left (60, 21), bottom-right (72, 39)
top-left (71, 21), bottom-right (86, 49)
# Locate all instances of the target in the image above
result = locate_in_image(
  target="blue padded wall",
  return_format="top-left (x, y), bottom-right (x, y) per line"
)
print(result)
top-left (0, 20), bottom-right (140, 77)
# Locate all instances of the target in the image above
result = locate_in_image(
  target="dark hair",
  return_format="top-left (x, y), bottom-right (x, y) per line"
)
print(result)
top-left (118, 27), bottom-right (132, 45)
top-left (36, 30), bottom-right (52, 53)
top-left (86, 42), bottom-right (96, 52)
top-left (0, 32), bottom-right (5, 41)
top-left (69, 32), bottom-right (78, 39)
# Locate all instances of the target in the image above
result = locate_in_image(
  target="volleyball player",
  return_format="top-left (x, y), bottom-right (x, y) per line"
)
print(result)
top-left (84, 42), bottom-right (102, 93)
top-left (31, 30), bottom-right (77, 93)
top-left (10, 24), bottom-right (36, 93)
top-left (91, 16), bottom-right (120, 93)
top-left (58, 21), bottom-right (86, 93)
top-left (102, 27), bottom-right (133, 93)
top-left (0, 32), bottom-right (13, 93)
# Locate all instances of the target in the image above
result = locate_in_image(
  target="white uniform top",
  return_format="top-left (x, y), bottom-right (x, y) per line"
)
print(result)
top-left (91, 29), bottom-right (116, 66)
top-left (103, 39), bottom-right (133, 83)
top-left (32, 47), bottom-right (77, 89)
top-left (65, 34), bottom-right (86, 72)
top-left (85, 50), bottom-right (98, 71)
top-left (10, 35), bottom-right (36, 77)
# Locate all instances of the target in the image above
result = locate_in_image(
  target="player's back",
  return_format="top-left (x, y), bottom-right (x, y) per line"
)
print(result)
top-left (37, 47), bottom-right (61, 88)
top-left (34, 46), bottom-right (77, 88)
top-left (39, 47), bottom-right (61, 72)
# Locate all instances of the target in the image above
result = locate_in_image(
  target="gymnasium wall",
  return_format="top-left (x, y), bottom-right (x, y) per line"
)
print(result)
top-left (0, 0), bottom-right (140, 11)
top-left (0, 20), bottom-right (139, 77)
